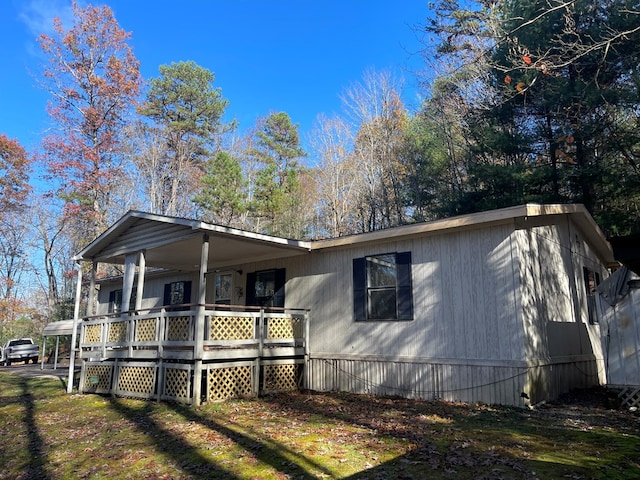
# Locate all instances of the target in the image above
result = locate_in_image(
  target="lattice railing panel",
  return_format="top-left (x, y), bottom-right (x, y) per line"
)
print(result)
top-left (84, 364), bottom-right (113, 391)
top-left (167, 316), bottom-right (191, 341)
top-left (117, 366), bottom-right (155, 396)
top-left (267, 317), bottom-right (302, 339)
top-left (619, 387), bottom-right (640, 409)
top-left (84, 324), bottom-right (102, 344)
top-left (108, 321), bottom-right (127, 343)
top-left (263, 364), bottom-right (300, 393)
top-left (164, 367), bottom-right (190, 399)
top-left (136, 318), bottom-right (157, 342)
top-left (207, 365), bottom-right (254, 401)
top-left (210, 316), bottom-right (254, 340)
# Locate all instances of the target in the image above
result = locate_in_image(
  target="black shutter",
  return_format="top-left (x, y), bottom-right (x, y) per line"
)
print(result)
top-left (163, 283), bottom-right (171, 306)
top-left (353, 257), bottom-right (366, 321)
top-left (396, 251), bottom-right (413, 320)
top-left (183, 281), bottom-right (192, 304)
top-left (245, 272), bottom-right (257, 306)
top-left (108, 290), bottom-right (116, 313)
top-left (273, 268), bottom-right (286, 308)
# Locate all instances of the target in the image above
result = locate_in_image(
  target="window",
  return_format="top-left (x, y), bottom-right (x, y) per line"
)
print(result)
top-left (108, 289), bottom-right (137, 313)
top-left (215, 273), bottom-right (233, 305)
top-left (353, 252), bottom-right (413, 321)
top-left (163, 281), bottom-right (192, 307)
top-left (246, 269), bottom-right (285, 308)
top-left (583, 267), bottom-right (600, 324)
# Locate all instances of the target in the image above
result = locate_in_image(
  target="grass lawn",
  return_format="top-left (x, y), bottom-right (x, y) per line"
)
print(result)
top-left (1, 371), bottom-right (639, 479)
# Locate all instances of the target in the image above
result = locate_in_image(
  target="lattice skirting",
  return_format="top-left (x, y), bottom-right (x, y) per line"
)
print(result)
top-left (617, 386), bottom-right (640, 409)
top-left (81, 363), bottom-right (114, 394)
top-left (162, 364), bottom-right (192, 402)
top-left (80, 358), bottom-right (305, 404)
top-left (262, 361), bottom-right (303, 393)
top-left (116, 363), bottom-right (157, 399)
top-left (207, 362), bottom-right (255, 401)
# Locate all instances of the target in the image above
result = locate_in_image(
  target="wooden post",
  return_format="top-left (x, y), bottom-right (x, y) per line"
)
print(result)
top-left (54, 336), bottom-right (60, 369)
top-left (135, 250), bottom-right (146, 311)
top-left (67, 265), bottom-right (83, 394)
top-left (122, 253), bottom-right (136, 312)
top-left (87, 262), bottom-right (97, 316)
top-left (255, 309), bottom-right (265, 395)
top-left (304, 311), bottom-right (310, 390)
top-left (193, 234), bottom-right (209, 406)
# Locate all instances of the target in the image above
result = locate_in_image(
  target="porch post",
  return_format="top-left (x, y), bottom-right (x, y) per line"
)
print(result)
top-left (67, 264), bottom-right (83, 394)
top-left (87, 262), bottom-right (97, 316)
top-left (135, 250), bottom-right (146, 310)
top-left (193, 234), bottom-right (209, 406)
top-left (122, 253), bottom-right (137, 312)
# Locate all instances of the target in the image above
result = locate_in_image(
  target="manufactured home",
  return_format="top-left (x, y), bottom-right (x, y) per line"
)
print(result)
top-left (66, 204), bottom-right (615, 406)
top-left (596, 233), bottom-right (640, 409)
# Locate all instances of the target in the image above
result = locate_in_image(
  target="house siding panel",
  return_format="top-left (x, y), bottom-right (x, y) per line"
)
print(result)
top-left (305, 224), bottom-right (523, 362)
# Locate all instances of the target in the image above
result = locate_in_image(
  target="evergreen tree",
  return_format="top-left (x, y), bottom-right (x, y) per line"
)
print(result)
top-left (249, 112), bottom-right (308, 238)
top-left (193, 151), bottom-right (247, 226)
top-left (421, 0), bottom-right (640, 234)
top-left (137, 61), bottom-right (233, 217)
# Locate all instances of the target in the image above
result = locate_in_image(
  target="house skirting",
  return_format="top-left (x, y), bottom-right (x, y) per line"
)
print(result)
top-left (80, 358), bottom-right (304, 404)
top-left (306, 354), bottom-right (604, 406)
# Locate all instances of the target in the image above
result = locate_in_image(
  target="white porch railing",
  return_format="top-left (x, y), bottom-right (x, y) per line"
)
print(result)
top-left (79, 305), bottom-right (308, 361)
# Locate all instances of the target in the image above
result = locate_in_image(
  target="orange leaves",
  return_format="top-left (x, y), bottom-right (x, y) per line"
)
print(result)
top-left (0, 134), bottom-right (31, 214)
top-left (504, 76), bottom-right (527, 94)
top-left (556, 134), bottom-right (577, 164)
top-left (522, 55), bottom-right (532, 65)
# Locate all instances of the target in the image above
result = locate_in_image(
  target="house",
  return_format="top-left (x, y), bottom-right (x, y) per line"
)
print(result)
top-left (596, 235), bottom-right (640, 409)
top-left (67, 203), bottom-right (615, 406)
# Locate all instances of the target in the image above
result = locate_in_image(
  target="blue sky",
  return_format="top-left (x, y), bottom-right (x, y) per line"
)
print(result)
top-left (1, 0), bottom-right (429, 154)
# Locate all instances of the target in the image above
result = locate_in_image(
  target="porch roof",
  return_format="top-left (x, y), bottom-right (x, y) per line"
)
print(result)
top-left (74, 211), bottom-right (311, 270)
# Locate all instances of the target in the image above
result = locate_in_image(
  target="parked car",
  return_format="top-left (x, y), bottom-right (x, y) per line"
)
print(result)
top-left (1, 338), bottom-right (39, 366)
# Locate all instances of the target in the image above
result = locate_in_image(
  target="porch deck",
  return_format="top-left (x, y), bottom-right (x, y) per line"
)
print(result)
top-left (77, 305), bottom-right (308, 404)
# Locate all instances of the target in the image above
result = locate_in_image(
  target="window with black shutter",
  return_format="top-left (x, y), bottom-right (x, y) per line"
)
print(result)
top-left (163, 281), bottom-right (192, 307)
top-left (108, 289), bottom-right (137, 313)
top-left (353, 252), bottom-right (413, 321)
top-left (246, 268), bottom-right (285, 308)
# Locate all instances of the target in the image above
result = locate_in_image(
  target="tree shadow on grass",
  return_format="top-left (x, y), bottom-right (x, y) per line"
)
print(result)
top-left (19, 377), bottom-right (53, 480)
top-left (108, 398), bottom-right (237, 479)
top-left (264, 391), bottom-right (622, 479)
top-left (171, 401), bottom-right (335, 479)
top-left (108, 397), bottom-right (333, 479)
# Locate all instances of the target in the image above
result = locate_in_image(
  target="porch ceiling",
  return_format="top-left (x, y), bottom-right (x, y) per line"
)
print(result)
top-left (74, 211), bottom-right (311, 270)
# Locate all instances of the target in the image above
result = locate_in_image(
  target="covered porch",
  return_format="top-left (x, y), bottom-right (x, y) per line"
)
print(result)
top-left (69, 211), bottom-right (312, 405)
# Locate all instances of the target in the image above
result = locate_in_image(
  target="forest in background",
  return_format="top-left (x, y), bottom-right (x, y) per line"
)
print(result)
top-left (1, 0), bottom-right (639, 340)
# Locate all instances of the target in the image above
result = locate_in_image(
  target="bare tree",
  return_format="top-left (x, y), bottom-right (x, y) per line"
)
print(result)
top-left (309, 114), bottom-right (361, 238)
top-left (341, 69), bottom-right (410, 231)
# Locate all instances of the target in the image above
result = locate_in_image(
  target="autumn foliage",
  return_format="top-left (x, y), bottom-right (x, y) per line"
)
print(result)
top-left (0, 134), bottom-right (31, 217)
top-left (38, 1), bottom-right (141, 239)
